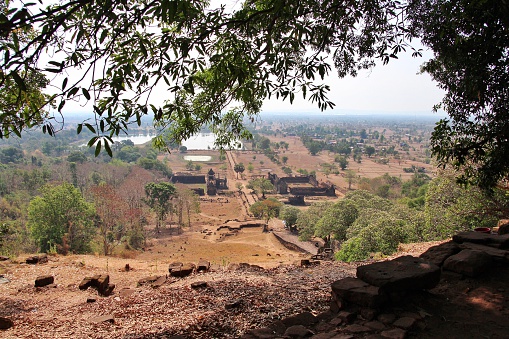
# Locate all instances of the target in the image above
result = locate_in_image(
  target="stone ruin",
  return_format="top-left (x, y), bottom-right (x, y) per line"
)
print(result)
top-left (242, 230), bottom-right (509, 339)
top-left (268, 173), bottom-right (335, 204)
top-left (169, 169), bottom-right (227, 196)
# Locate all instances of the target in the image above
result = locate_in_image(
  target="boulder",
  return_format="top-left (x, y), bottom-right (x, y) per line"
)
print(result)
top-left (35, 275), bottom-right (54, 287)
top-left (453, 232), bottom-right (509, 249)
top-left (170, 263), bottom-right (195, 278)
top-left (443, 249), bottom-right (493, 277)
top-left (0, 317), bottom-right (13, 330)
top-left (197, 260), bottom-right (210, 273)
top-left (458, 242), bottom-right (509, 263)
top-left (419, 241), bottom-right (461, 266)
top-left (356, 256), bottom-right (441, 293)
top-left (331, 277), bottom-right (387, 308)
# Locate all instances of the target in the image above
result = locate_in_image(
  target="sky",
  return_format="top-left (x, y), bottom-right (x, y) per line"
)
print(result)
top-left (44, 0), bottom-right (445, 118)
top-left (260, 50), bottom-right (445, 115)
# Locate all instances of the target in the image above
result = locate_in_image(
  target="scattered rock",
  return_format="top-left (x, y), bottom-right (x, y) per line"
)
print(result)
top-left (35, 275), bottom-right (54, 287)
top-left (79, 277), bottom-right (93, 290)
top-left (393, 317), bottom-right (416, 330)
top-left (419, 241), bottom-right (461, 266)
top-left (344, 324), bottom-right (371, 333)
top-left (151, 276), bottom-right (166, 288)
top-left (365, 321), bottom-right (386, 331)
top-left (137, 276), bottom-right (159, 286)
top-left (197, 260), bottom-right (210, 272)
top-left (170, 263), bottom-right (195, 278)
top-left (356, 256), bottom-right (441, 293)
top-left (26, 254), bottom-right (48, 264)
top-left (281, 312), bottom-right (318, 328)
top-left (284, 324), bottom-right (313, 338)
top-left (191, 281), bottom-right (208, 289)
top-left (377, 313), bottom-right (396, 325)
top-left (381, 328), bottom-right (407, 339)
top-left (89, 314), bottom-right (114, 324)
top-left (0, 317), bottom-right (13, 330)
top-left (331, 277), bottom-right (387, 308)
top-left (225, 298), bottom-right (243, 310)
top-left (443, 249), bottom-right (493, 277)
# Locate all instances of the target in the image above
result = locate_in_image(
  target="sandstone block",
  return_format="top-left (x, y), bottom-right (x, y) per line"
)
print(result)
top-left (35, 275), bottom-right (54, 287)
top-left (170, 263), bottom-right (195, 278)
top-left (443, 249), bottom-right (492, 277)
top-left (453, 232), bottom-right (509, 249)
top-left (356, 256), bottom-right (441, 293)
top-left (151, 276), bottom-right (166, 288)
top-left (419, 241), bottom-right (460, 266)
top-left (458, 242), bottom-right (509, 263)
top-left (332, 277), bottom-right (387, 308)
top-left (197, 260), bottom-right (210, 272)
top-left (79, 277), bottom-right (93, 290)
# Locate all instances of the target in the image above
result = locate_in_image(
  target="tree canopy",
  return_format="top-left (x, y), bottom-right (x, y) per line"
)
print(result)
top-left (2, 0), bottom-right (508, 187)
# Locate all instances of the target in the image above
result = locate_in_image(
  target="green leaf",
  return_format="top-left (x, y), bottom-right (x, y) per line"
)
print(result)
top-left (62, 77), bottom-right (68, 90)
top-left (77, 123), bottom-right (83, 134)
top-left (10, 71), bottom-right (26, 91)
top-left (82, 88), bottom-right (91, 100)
top-left (104, 140), bottom-right (113, 157)
top-left (84, 123), bottom-right (96, 134)
top-left (95, 140), bottom-right (102, 157)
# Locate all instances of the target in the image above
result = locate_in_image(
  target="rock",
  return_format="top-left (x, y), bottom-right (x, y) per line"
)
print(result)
top-left (443, 249), bottom-right (493, 277)
top-left (0, 275), bottom-right (10, 284)
top-left (377, 313), bottom-right (396, 325)
top-left (101, 283), bottom-right (115, 296)
top-left (119, 288), bottom-right (135, 298)
top-left (497, 219), bottom-right (509, 235)
top-left (35, 275), bottom-right (54, 287)
top-left (225, 298), bottom-right (243, 310)
top-left (281, 312), bottom-right (318, 328)
top-left (360, 308), bottom-right (377, 321)
top-left (311, 332), bottom-right (345, 339)
top-left (284, 325), bottom-right (313, 338)
top-left (331, 277), bottom-right (388, 308)
top-left (0, 317), bottom-right (13, 330)
top-left (246, 327), bottom-right (277, 338)
top-left (197, 260), bottom-right (210, 272)
top-left (458, 242), bottom-right (509, 263)
top-left (344, 324), bottom-right (372, 333)
top-left (89, 314), bottom-right (114, 323)
top-left (393, 317), bottom-right (416, 330)
top-left (137, 276), bottom-right (159, 286)
top-left (356, 256), bottom-right (441, 293)
top-left (26, 254), bottom-right (48, 264)
top-left (191, 281), bottom-right (208, 289)
top-left (168, 262), bottom-right (184, 273)
top-left (151, 276), bottom-right (166, 288)
top-left (79, 277), bottom-right (93, 290)
top-left (170, 263), bottom-right (195, 278)
top-left (0, 256), bottom-right (9, 261)
top-left (301, 259), bottom-right (311, 267)
top-left (365, 321), bottom-right (386, 331)
top-left (87, 297), bottom-right (96, 303)
top-left (453, 232), bottom-right (509, 249)
top-left (381, 328), bottom-right (406, 339)
top-left (337, 311), bottom-right (356, 324)
top-left (94, 275), bottom-right (110, 293)
top-left (419, 241), bottom-right (461, 266)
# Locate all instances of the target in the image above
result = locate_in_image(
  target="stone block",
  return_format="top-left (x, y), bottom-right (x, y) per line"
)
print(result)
top-left (151, 276), bottom-right (166, 288)
top-left (453, 232), bottom-right (509, 249)
top-left (458, 242), bottom-right (509, 263)
top-left (170, 263), bottom-right (195, 278)
top-left (35, 275), bottom-right (54, 287)
top-left (332, 277), bottom-right (387, 308)
top-left (191, 281), bottom-right (208, 289)
top-left (356, 256), bottom-right (441, 293)
top-left (419, 241), bottom-right (461, 266)
top-left (443, 249), bottom-right (492, 277)
top-left (79, 277), bottom-right (93, 290)
top-left (281, 311), bottom-right (317, 328)
top-left (197, 260), bottom-right (210, 272)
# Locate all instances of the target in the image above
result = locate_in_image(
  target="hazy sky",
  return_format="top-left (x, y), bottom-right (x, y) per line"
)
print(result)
top-left (261, 51), bottom-right (444, 115)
